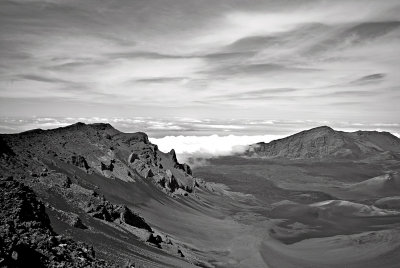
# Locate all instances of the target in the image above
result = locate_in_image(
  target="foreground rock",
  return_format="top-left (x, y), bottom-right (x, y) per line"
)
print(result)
top-left (0, 176), bottom-right (112, 267)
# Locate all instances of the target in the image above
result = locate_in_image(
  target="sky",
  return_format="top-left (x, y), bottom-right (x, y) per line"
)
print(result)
top-left (1, 0), bottom-right (400, 158)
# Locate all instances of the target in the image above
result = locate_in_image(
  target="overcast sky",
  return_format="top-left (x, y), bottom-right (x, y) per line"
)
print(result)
top-left (1, 0), bottom-right (400, 124)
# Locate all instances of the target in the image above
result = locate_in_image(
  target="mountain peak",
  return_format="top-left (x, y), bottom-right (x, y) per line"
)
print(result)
top-left (310, 125), bottom-right (335, 132)
top-left (68, 122), bottom-right (115, 130)
top-left (299, 125), bottom-right (338, 138)
top-left (246, 126), bottom-right (400, 160)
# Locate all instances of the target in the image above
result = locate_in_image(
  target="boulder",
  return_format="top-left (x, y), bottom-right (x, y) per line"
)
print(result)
top-left (71, 155), bottom-right (89, 170)
top-left (147, 234), bottom-right (162, 248)
top-left (100, 160), bottom-right (114, 171)
top-left (59, 211), bottom-right (87, 229)
top-left (117, 205), bottom-right (153, 232)
top-left (128, 153), bottom-right (139, 163)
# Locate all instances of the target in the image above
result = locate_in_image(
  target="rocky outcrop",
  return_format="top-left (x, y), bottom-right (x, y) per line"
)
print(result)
top-left (85, 201), bottom-right (153, 232)
top-left (165, 169), bottom-right (179, 192)
top-left (168, 149), bottom-right (193, 175)
top-left (181, 163), bottom-right (192, 175)
top-left (128, 152), bottom-right (139, 163)
top-left (0, 176), bottom-right (111, 267)
top-left (122, 134), bottom-right (197, 194)
top-left (52, 182), bottom-right (154, 232)
top-left (58, 210), bottom-right (87, 229)
top-left (33, 169), bottom-right (154, 233)
top-left (147, 233), bottom-right (163, 247)
top-left (100, 159), bottom-right (114, 171)
top-left (0, 136), bottom-right (14, 157)
top-left (118, 205), bottom-right (153, 232)
top-left (71, 155), bottom-right (89, 170)
top-left (130, 159), bottom-right (154, 179)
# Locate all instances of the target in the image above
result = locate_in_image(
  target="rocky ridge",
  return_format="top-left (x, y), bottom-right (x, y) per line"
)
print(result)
top-left (1, 122), bottom-right (199, 195)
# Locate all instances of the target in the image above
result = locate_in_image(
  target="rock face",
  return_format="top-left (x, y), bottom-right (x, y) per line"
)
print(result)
top-left (0, 176), bottom-right (111, 267)
top-left (71, 155), bottom-right (90, 170)
top-left (100, 160), bottom-right (114, 171)
top-left (118, 206), bottom-right (153, 232)
top-left (147, 233), bottom-right (163, 248)
top-left (58, 211), bottom-right (87, 229)
top-left (85, 199), bottom-right (153, 233)
top-left (246, 126), bottom-right (400, 160)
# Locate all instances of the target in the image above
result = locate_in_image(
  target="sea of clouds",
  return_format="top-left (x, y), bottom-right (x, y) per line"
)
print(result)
top-left (150, 134), bottom-right (283, 165)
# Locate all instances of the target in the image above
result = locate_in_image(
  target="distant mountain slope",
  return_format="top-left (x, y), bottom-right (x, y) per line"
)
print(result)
top-left (246, 126), bottom-right (400, 159)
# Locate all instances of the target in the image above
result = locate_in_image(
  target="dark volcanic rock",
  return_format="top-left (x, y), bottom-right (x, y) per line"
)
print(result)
top-left (71, 155), bottom-right (89, 170)
top-left (178, 249), bottom-right (185, 258)
top-left (80, 190), bottom-right (153, 232)
top-left (147, 233), bottom-right (163, 247)
top-left (117, 205), bottom-right (153, 232)
top-left (127, 152), bottom-right (139, 163)
top-left (89, 205), bottom-right (114, 221)
top-left (168, 149), bottom-right (193, 175)
top-left (0, 137), bottom-right (14, 157)
top-left (101, 159), bottom-right (114, 171)
top-left (0, 176), bottom-right (111, 267)
top-left (61, 211), bottom-right (87, 229)
top-left (167, 171), bottom-right (180, 192)
top-left (180, 163), bottom-right (192, 175)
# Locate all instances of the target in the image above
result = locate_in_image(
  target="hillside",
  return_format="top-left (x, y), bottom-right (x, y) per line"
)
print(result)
top-left (0, 122), bottom-right (204, 267)
top-left (245, 126), bottom-right (400, 160)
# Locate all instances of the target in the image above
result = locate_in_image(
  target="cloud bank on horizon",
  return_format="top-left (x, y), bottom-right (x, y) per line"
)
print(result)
top-left (150, 134), bottom-right (284, 163)
top-left (1, 116), bottom-right (399, 163)
top-left (0, 0), bottom-right (400, 123)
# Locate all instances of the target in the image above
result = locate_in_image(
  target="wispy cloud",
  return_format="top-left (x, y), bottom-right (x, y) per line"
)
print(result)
top-left (350, 73), bottom-right (386, 85)
top-left (209, 88), bottom-right (300, 101)
top-left (19, 74), bottom-right (70, 84)
top-left (0, 0), bottom-right (399, 123)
